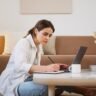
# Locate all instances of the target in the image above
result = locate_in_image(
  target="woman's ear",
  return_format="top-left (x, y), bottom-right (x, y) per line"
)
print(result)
top-left (34, 28), bottom-right (38, 35)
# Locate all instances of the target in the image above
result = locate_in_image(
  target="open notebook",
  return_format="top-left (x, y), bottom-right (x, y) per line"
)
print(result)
top-left (34, 46), bottom-right (87, 74)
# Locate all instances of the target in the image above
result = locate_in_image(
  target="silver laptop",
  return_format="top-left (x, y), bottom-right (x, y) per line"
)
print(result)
top-left (47, 46), bottom-right (87, 73)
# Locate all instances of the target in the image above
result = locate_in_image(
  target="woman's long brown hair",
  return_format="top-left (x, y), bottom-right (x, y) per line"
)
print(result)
top-left (25, 19), bottom-right (55, 37)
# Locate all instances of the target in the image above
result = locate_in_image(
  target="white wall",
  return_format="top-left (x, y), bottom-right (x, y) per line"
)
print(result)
top-left (0, 0), bottom-right (96, 53)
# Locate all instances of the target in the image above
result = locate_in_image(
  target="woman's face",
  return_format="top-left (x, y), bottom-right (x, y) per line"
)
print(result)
top-left (35, 27), bottom-right (53, 45)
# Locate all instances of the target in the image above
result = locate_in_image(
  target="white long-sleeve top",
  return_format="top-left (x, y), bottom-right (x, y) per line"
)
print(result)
top-left (0, 34), bottom-right (42, 96)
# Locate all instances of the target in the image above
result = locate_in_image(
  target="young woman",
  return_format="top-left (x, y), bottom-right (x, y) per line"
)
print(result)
top-left (0, 19), bottom-right (68, 96)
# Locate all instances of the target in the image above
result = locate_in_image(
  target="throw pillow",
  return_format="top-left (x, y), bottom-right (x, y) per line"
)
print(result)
top-left (43, 36), bottom-right (56, 55)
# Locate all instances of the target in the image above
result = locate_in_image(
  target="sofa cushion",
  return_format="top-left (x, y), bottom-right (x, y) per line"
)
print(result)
top-left (56, 36), bottom-right (96, 55)
top-left (41, 55), bottom-right (96, 69)
top-left (0, 36), bottom-right (5, 54)
top-left (43, 36), bottom-right (56, 55)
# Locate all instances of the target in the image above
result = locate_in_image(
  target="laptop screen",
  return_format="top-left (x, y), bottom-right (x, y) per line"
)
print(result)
top-left (72, 46), bottom-right (87, 64)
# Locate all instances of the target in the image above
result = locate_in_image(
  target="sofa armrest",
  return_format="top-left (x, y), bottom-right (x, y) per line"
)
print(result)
top-left (0, 55), bottom-right (10, 74)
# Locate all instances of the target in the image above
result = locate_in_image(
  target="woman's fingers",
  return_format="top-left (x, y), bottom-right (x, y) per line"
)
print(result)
top-left (47, 63), bottom-right (69, 72)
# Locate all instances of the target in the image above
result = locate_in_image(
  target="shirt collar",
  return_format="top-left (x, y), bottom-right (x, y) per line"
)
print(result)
top-left (26, 34), bottom-right (42, 51)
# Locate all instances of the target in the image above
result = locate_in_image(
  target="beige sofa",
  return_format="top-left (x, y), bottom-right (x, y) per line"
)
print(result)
top-left (41, 36), bottom-right (96, 69)
top-left (0, 36), bottom-right (96, 74)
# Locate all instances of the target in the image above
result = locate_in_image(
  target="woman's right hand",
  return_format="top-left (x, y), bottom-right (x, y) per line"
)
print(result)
top-left (46, 64), bottom-right (60, 72)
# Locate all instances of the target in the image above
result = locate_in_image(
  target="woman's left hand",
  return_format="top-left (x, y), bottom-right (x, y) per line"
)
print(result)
top-left (58, 63), bottom-right (69, 70)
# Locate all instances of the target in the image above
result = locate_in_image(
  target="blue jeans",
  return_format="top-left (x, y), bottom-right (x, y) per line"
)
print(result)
top-left (17, 76), bottom-right (48, 96)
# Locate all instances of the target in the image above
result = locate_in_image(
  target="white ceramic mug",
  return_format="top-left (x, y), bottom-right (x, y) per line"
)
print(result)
top-left (71, 64), bottom-right (81, 73)
top-left (90, 64), bottom-right (96, 72)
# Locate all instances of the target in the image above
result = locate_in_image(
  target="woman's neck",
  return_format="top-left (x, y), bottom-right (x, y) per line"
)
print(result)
top-left (33, 36), bottom-right (40, 47)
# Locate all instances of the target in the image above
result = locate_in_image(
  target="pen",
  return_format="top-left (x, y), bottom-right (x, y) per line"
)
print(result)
top-left (48, 56), bottom-right (70, 72)
top-left (48, 56), bottom-right (55, 63)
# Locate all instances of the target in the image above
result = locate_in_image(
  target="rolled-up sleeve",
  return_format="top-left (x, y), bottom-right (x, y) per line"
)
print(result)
top-left (13, 39), bottom-right (36, 74)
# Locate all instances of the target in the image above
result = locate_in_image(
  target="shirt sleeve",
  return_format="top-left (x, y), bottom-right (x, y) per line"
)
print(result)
top-left (12, 39), bottom-right (35, 74)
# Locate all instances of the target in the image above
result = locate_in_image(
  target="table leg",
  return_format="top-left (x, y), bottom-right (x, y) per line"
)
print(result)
top-left (48, 86), bottom-right (55, 96)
